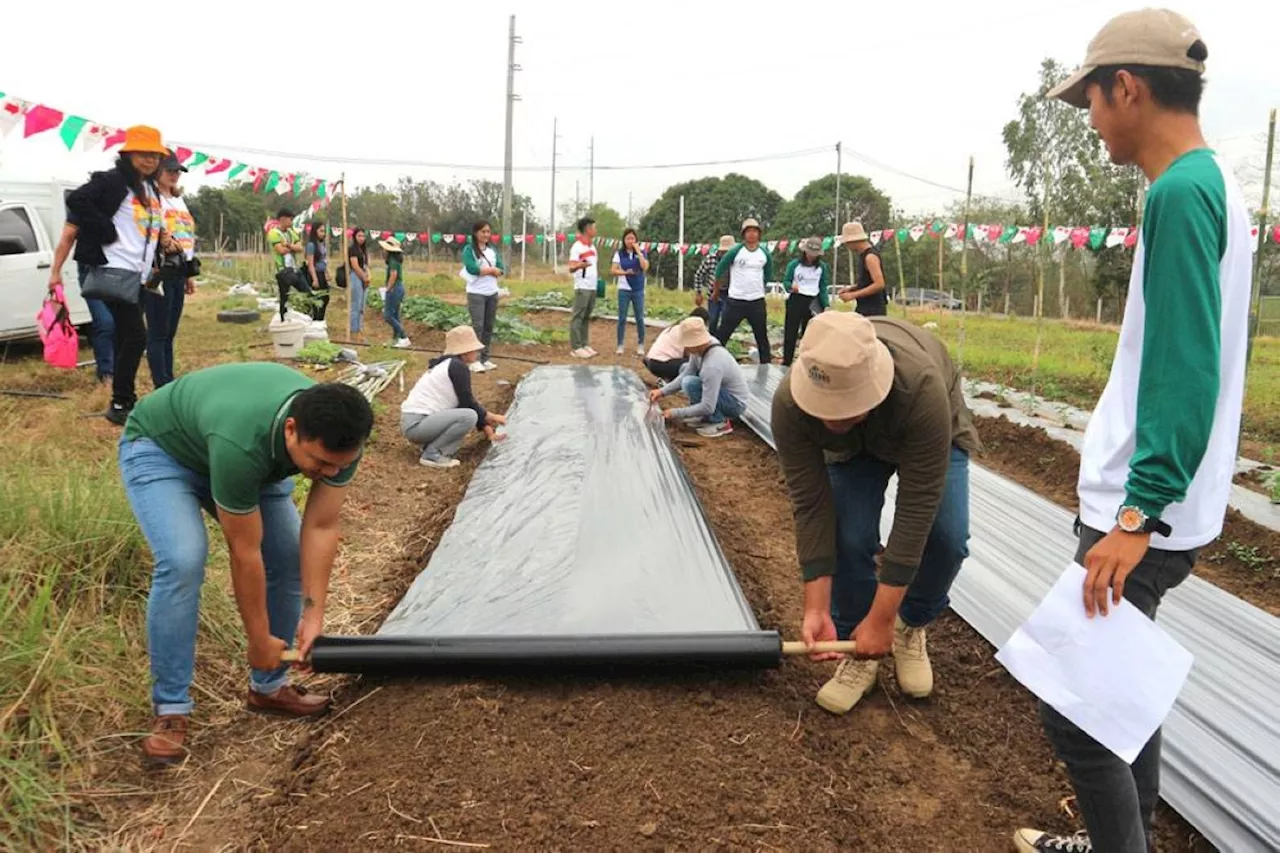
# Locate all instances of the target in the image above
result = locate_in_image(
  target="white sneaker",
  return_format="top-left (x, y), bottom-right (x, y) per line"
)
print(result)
top-left (585, 347), bottom-right (598, 357)
top-left (468, 361), bottom-right (485, 373)
top-left (695, 421), bottom-right (734, 438)
top-left (636, 345), bottom-right (645, 357)
top-left (571, 348), bottom-right (590, 359)
top-left (481, 360), bottom-right (497, 371)
top-left (679, 416), bottom-right (707, 429)
top-left (616, 345), bottom-right (625, 355)
top-left (419, 453), bottom-right (460, 469)
top-left (893, 616), bottom-right (933, 698)
top-left (1013, 829), bottom-right (1093, 853)
top-left (815, 658), bottom-right (878, 715)
top-left (393, 337), bottom-right (412, 349)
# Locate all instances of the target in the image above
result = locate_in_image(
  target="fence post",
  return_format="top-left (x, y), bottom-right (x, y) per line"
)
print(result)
top-left (1096, 297), bottom-right (1102, 324)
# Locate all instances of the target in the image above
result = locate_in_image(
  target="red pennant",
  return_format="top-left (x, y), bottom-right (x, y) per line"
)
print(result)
top-left (1124, 230), bottom-right (1138, 248)
top-left (380, 231), bottom-right (392, 240)
top-left (22, 104), bottom-right (64, 138)
top-left (1271, 225), bottom-right (1280, 244)
top-left (455, 234), bottom-right (467, 244)
top-left (1069, 227), bottom-right (1089, 249)
top-left (1024, 227), bottom-right (1043, 246)
top-left (103, 129), bottom-right (127, 149)
top-left (252, 172), bottom-right (266, 192)
top-left (777, 239), bottom-right (790, 253)
top-left (557, 233), bottom-right (567, 243)
top-left (490, 233), bottom-right (501, 244)
top-left (1, 101), bottom-right (19, 117)
top-left (206, 158), bottom-right (231, 175)
top-left (699, 244), bottom-right (710, 254)
top-left (418, 232), bottom-right (430, 242)
top-left (174, 147), bottom-right (193, 163)
top-left (986, 224), bottom-right (1003, 241)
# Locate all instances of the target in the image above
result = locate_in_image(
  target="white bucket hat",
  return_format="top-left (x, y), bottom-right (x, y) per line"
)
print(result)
top-left (444, 325), bottom-right (485, 356)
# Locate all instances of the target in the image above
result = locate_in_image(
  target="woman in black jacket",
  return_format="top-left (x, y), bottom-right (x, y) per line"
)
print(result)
top-left (50, 125), bottom-right (168, 425)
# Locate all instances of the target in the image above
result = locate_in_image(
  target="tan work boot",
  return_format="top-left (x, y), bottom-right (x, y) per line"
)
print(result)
top-left (893, 616), bottom-right (933, 698)
top-left (815, 658), bottom-right (879, 715)
top-left (245, 684), bottom-right (331, 718)
top-left (142, 714), bottom-right (189, 766)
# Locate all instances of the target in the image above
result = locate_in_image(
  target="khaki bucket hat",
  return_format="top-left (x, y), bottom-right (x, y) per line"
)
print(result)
top-left (444, 325), bottom-right (485, 356)
top-left (679, 316), bottom-right (716, 349)
top-left (791, 312), bottom-right (895, 420)
top-left (838, 222), bottom-right (869, 245)
top-left (740, 218), bottom-right (761, 235)
top-left (1047, 8), bottom-right (1206, 109)
top-left (718, 234), bottom-right (736, 252)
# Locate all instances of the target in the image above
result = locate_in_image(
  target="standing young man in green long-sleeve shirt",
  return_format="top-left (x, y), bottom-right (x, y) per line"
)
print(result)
top-left (714, 218), bottom-right (774, 362)
top-left (1014, 10), bottom-right (1253, 853)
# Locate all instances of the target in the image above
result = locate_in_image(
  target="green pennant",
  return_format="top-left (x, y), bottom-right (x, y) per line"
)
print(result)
top-left (291, 174), bottom-right (305, 197)
top-left (502, 234), bottom-right (512, 245)
top-left (686, 244), bottom-right (697, 257)
top-left (227, 163), bottom-right (247, 180)
top-left (316, 181), bottom-right (327, 200)
top-left (928, 219), bottom-right (945, 236)
top-left (394, 231), bottom-right (406, 242)
top-left (965, 224), bottom-right (976, 240)
top-left (536, 234), bottom-right (545, 245)
top-left (1088, 226), bottom-right (1107, 250)
top-left (896, 229), bottom-right (909, 243)
top-left (263, 172), bottom-right (281, 193)
top-left (821, 236), bottom-right (834, 250)
top-left (188, 151), bottom-right (209, 169)
top-left (431, 233), bottom-right (442, 244)
top-left (1000, 225), bottom-right (1018, 244)
top-left (58, 115), bottom-right (88, 151)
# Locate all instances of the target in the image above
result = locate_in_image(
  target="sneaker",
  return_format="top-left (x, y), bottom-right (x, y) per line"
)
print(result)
top-left (636, 345), bottom-right (645, 357)
top-left (616, 345), bottom-right (625, 355)
top-left (695, 421), bottom-right (733, 439)
top-left (571, 348), bottom-right (590, 359)
top-left (245, 684), bottom-right (330, 718)
top-left (420, 452), bottom-right (461, 469)
top-left (468, 361), bottom-right (486, 373)
top-left (585, 347), bottom-right (598, 357)
top-left (481, 360), bottom-right (497, 371)
top-left (104, 403), bottom-right (131, 426)
top-left (893, 616), bottom-right (933, 698)
top-left (393, 337), bottom-right (412, 349)
top-left (815, 658), bottom-right (879, 715)
top-left (141, 714), bottom-right (189, 766)
top-left (679, 416), bottom-right (707, 429)
top-left (1013, 829), bottom-right (1092, 853)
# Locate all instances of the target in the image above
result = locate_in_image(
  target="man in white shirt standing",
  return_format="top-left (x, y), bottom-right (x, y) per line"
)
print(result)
top-left (1014, 9), bottom-right (1252, 853)
top-left (568, 216), bottom-right (600, 359)
top-left (713, 218), bottom-right (774, 364)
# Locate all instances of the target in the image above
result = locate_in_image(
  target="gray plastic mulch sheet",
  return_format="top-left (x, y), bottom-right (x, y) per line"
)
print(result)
top-left (740, 364), bottom-right (1280, 853)
top-left (375, 364), bottom-right (764, 650)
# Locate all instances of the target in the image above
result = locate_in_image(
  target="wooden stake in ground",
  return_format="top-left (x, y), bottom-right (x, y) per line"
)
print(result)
top-left (1248, 107), bottom-right (1276, 368)
top-left (958, 155), bottom-right (974, 371)
top-left (340, 173), bottom-right (350, 339)
top-left (1031, 156), bottom-right (1050, 401)
top-left (893, 234), bottom-right (906, 316)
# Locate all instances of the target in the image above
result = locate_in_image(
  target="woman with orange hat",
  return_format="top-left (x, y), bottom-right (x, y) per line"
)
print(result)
top-left (50, 125), bottom-right (168, 425)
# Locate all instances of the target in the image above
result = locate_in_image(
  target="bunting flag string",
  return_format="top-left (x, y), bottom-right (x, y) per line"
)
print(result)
top-left (0, 87), bottom-right (332, 200)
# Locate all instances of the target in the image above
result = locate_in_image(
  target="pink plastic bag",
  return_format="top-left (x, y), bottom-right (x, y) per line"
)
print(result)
top-left (37, 284), bottom-right (80, 370)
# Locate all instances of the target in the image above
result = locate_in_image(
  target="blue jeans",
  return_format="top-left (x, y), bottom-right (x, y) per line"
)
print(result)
top-left (828, 446), bottom-right (970, 636)
top-left (118, 437), bottom-right (302, 716)
top-left (79, 265), bottom-right (114, 380)
top-left (142, 274), bottom-right (187, 388)
top-left (682, 375), bottom-right (746, 424)
top-left (617, 288), bottom-right (646, 347)
top-left (349, 278), bottom-right (366, 335)
top-left (383, 282), bottom-right (406, 339)
top-left (707, 297), bottom-right (723, 337)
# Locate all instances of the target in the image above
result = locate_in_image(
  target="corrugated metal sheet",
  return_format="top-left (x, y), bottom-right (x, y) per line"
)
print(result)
top-left (742, 365), bottom-right (1280, 853)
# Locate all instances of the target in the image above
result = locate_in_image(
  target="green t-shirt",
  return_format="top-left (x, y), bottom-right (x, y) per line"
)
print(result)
top-left (386, 255), bottom-right (403, 287)
top-left (268, 226), bottom-right (301, 272)
top-left (123, 362), bottom-right (361, 513)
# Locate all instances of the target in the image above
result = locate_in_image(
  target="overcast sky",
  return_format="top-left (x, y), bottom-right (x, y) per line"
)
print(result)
top-left (2, 0), bottom-right (1276, 230)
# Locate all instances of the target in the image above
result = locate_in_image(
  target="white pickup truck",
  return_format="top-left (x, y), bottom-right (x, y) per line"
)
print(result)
top-left (0, 180), bottom-right (90, 342)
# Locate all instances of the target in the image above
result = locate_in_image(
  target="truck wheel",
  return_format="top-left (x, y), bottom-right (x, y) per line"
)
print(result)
top-left (216, 308), bottom-right (261, 324)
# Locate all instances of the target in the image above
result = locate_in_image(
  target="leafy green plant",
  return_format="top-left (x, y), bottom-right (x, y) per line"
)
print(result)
top-left (399, 296), bottom-right (553, 344)
top-left (296, 341), bottom-right (343, 365)
top-left (1224, 541), bottom-right (1275, 573)
top-left (288, 291), bottom-right (324, 316)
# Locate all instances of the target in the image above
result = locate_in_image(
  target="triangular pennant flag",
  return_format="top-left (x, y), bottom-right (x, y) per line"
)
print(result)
top-left (418, 233), bottom-right (430, 242)
top-left (1025, 227), bottom-right (1044, 246)
top-left (174, 147), bottom-right (193, 164)
top-left (1124, 229), bottom-right (1138, 248)
top-left (312, 179), bottom-right (327, 199)
top-left (1000, 225), bottom-right (1019, 244)
top-left (699, 244), bottom-right (710, 255)
top-left (1070, 227), bottom-right (1090, 249)
top-left (262, 171), bottom-right (281, 194)
top-left (525, 234), bottom-right (534, 244)
top-left (188, 152), bottom-right (209, 169)
top-left (1105, 227), bottom-right (1129, 248)
top-left (442, 234), bottom-right (454, 243)
top-left (74, 123), bottom-right (111, 152)
top-left (927, 219), bottom-right (945, 237)
top-left (657, 242), bottom-right (669, 254)
top-left (384, 232), bottom-right (395, 241)
top-left (205, 157), bottom-right (230, 175)
top-left (986, 224), bottom-right (1004, 242)
top-left (57, 115), bottom-right (88, 150)
top-left (1051, 226), bottom-right (1071, 245)
top-left (0, 98), bottom-right (29, 136)
top-left (394, 232), bottom-right (407, 242)
top-left (403, 232), bottom-right (415, 242)
top-left (514, 234), bottom-right (524, 244)
top-left (291, 174), bottom-right (306, 197)
top-left (103, 128), bottom-right (128, 149)
top-left (21, 104), bottom-right (63, 139)
top-left (970, 225), bottom-right (986, 244)
top-left (1010, 227), bottom-right (1028, 245)
top-left (777, 239), bottom-right (790, 252)
top-left (331, 226), bottom-right (342, 238)
top-left (869, 231), bottom-right (882, 246)
top-left (1272, 225), bottom-right (1280, 244)
top-left (1250, 226), bottom-right (1259, 253)
top-left (944, 223), bottom-right (959, 240)
top-left (909, 225), bottom-right (926, 241)
top-left (1088, 226), bottom-right (1107, 250)
top-left (686, 244), bottom-right (698, 257)
top-left (252, 171), bottom-right (267, 193)
top-left (432, 233), bottom-right (443, 244)
top-left (535, 234), bottom-right (544, 245)
top-left (821, 236), bottom-right (834, 250)
top-left (557, 233), bottom-right (567, 243)
top-left (766, 240), bottom-right (778, 252)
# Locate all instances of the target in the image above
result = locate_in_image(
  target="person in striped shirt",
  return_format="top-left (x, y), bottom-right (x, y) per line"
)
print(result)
top-left (694, 235), bottom-right (735, 336)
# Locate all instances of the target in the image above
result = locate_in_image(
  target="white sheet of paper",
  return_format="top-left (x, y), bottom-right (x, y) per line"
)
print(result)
top-left (995, 562), bottom-right (1193, 764)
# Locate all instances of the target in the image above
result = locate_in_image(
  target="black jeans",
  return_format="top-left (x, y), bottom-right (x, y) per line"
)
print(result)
top-left (276, 268), bottom-right (313, 321)
top-left (643, 357), bottom-right (686, 381)
top-left (782, 293), bottom-right (815, 365)
top-left (716, 297), bottom-right (771, 363)
top-left (467, 292), bottom-right (499, 362)
top-left (142, 272), bottom-right (187, 388)
top-left (105, 298), bottom-right (147, 409)
top-left (1040, 522), bottom-right (1196, 853)
top-left (309, 267), bottom-right (330, 322)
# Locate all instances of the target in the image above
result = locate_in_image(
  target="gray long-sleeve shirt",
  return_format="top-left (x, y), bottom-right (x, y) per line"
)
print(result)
top-left (659, 344), bottom-right (748, 420)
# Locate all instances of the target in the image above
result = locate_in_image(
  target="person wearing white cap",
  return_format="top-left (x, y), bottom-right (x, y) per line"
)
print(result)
top-left (835, 222), bottom-right (888, 317)
top-left (694, 235), bottom-right (736, 336)
top-left (1014, 10), bottom-right (1251, 853)
top-left (400, 325), bottom-right (507, 469)
top-left (780, 237), bottom-right (831, 366)
top-left (713, 219), bottom-right (773, 362)
top-left (772, 312), bottom-right (979, 718)
top-left (647, 316), bottom-right (748, 439)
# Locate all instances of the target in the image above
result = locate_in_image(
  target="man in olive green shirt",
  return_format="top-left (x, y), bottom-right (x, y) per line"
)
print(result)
top-left (772, 312), bottom-right (977, 717)
top-left (268, 208), bottom-right (310, 320)
top-left (119, 362), bottom-right (373, 765)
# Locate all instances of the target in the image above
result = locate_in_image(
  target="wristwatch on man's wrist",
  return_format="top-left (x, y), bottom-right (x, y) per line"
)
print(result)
top-left (1116, 505), bottom-right (1172, 537)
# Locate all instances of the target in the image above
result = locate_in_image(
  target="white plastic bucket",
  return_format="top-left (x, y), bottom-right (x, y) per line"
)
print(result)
top-left (303, 319), bottom-right (330, 344)
top-left (269, 321), bottom-right (307, 359)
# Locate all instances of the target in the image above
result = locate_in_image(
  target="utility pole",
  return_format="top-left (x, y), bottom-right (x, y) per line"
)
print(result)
top-left (1249, 107), bottom-right (1276, 368)
top-left (833, 142), bottom-right (842, 288)
top-left (678, 195), bottom-right (685, 292)
top-left (549, 117), bottom-right (559, 270)
top-left (575, 180), bottom-right (580, 218)
top-left (588, 136), bottom-right (594, 209)
top-left (627, 191), bottom-right (632, 226)
top-left (502, 15), bottom-right (521, 268)
top-left (338, 173), bottom-right (349, 336)
top-left (958, 155), bottom-right (974, 369)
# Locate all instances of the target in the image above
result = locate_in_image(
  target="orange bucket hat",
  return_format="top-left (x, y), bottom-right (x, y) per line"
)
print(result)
top-left (118, 125), bottom-right (169, 155)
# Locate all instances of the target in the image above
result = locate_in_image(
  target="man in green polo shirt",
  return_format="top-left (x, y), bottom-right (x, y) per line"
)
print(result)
top-left (118, 361), bottom-right (374, 766)
top-left (268, 208), bottom-right (310, 320)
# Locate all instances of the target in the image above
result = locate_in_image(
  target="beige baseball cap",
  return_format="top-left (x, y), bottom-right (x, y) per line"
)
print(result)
top-left (741, 218), bottom-right (761, 235)
top-left (1048, 8), bottom-right (1207, 109)
top-left (791, 312), bottom-right (895, 421)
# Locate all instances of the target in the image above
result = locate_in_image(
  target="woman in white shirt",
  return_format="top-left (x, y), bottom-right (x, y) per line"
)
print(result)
top-left (460, 220), bottom-right (505, 372)
top-left (145, 152), bottom-right (199, 388)
top-left (609, 228), bottom-right (650, 356)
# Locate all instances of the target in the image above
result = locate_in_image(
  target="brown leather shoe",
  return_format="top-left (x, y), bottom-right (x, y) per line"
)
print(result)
top-left (142, 715), bottom-right (189, 766)
top-left (245, 684), bottom-right (331, 718)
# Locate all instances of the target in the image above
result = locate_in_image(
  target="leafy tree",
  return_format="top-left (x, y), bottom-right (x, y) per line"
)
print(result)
top-left (772, 174), bottom-right (892, 242)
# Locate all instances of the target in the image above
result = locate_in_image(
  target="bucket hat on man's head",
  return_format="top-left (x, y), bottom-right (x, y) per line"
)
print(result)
top-left (791, 312), bottom-right (895, 420)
